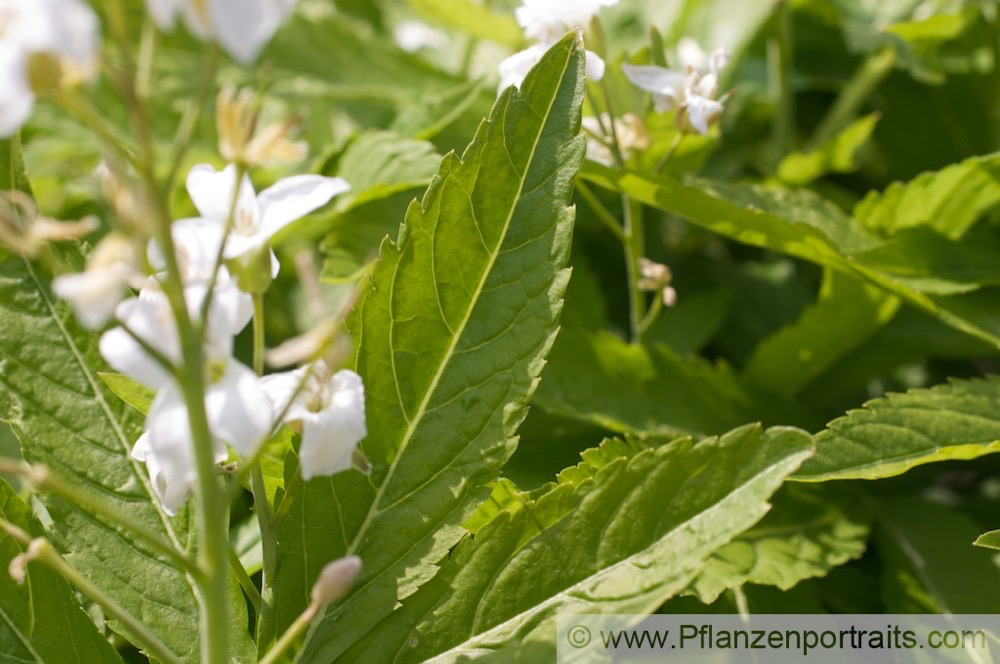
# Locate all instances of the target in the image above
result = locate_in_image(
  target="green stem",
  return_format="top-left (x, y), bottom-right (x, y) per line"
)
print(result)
top-left (811, 47), bottom-right (897, 147)
top-left (575, 180), bottom-right (624, 241)
top-left (258, 602), bottom-right (321, 664)
top-left (228, 543), bottom-right (263, 616)
top-left (19, 535), bottom-right (183, 664)
top-left (622, 195), bottom-right (645, 344)
top-left (5, 462), bottom-right (200, 578)
top-left (768, 0), bottom-right (795, 158)
top-left (250, 292), bottom-right (277, 590)
top-left (638, 291), bottom-right (664, 339)
top-left (166, 47), bottom-right (220, 193)
top-left (652, 132), bottom-right (684, 173)
top-left (272, 470), bottom-right (302, 531)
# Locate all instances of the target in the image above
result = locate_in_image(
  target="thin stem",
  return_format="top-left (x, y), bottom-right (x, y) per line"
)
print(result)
top-left (810, 47), bottom-right (897, 147)
top-left (7, 532), bottom-right (183, 664)
top-left (258, 601), bottom-right (321, 664)
top-left (768, 0), bottom-right (795, 158)
top-left (166, 47), bottom-right (220, 192)
top-left (652, 132), bottom-right (684, 173)
top-left (272, 470), bottom-right (302, 531)
top-left (638, 292), bottom-right (664, 338)
top-left (228, 543), bottom-right (263, 616)
top-left (250, 292), bottom-right (277, 589)
top-left (0, 461), bottom-right (199, 578)
top-left (599, 78), bottom-right (626, 166)
top-left (575, 180), bottom-right (624, 241)
top-left (621, 195), bottom-right (645, 344)
top-left (253, 293), bottom-right (266, 375)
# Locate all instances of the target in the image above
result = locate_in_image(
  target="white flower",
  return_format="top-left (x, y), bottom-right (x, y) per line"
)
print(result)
top-left (52, 233), bottom-right (139, 330)
top-left (498, 0), bottom-right (616, 92)
top-left (185, 164), bottom-right (349, 275)
top-left (393, 20), bottom-right (448, 53)
top-left (622, 39), bottom-right (730, 135)
top-left (581, 113), bottom-right (649, 166)
top-left (498, 44), bottom-right (606, 93)
top-left (515, 0), bottom-right (618, 44)
top-left (53, 263), bottom-right (132, 330)
top-left (130, 354), bottom-right (274, 515)
top-left (145, 0), bottom-right (296, 64)
top-left (260, 362), bottom-right (366, 480)
top-left (0, 0), bottom-right (99, 136)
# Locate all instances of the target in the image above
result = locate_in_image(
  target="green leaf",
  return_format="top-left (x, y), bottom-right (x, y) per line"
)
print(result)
top-left (319, 131), bottom-right (442, 282)
top-left (742, 269), bottom-right (900, 397)
top-left (259, 34), bottom-right (587, 661)
top-left (685, 484), bottom-right (871, 604)
top-left (878, 499), bottom-right (1000, 613)
top-left (0, 138), bottom-right (255, 663)
top-left (0, 479), bottom-right (123, 663)
top-left (795, 376), bottom-right (1000, 481)
top-left (974, 529), bottom-right (1000, 552)
top-left (390, 78), bottom-right (487, 141)
top-left (338, 424), bottom-right (814, 662)
top-left (98, 372), bottom-right (153, 414)
top-left (407, 0), bottom-right (523, 46)
top-left (580, 163), bottom-right (1000, 346)
top-left (776, 113), bottom-right (880, 186)
top-left (535, 328), bottom-right (764, 435)
top-left (854, 152), bottom-right (1000, 239)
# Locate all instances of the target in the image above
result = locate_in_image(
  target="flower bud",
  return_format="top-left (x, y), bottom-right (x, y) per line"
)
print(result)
top-left (310, 556), bottom-right (362, 609)
top-left (8, 538), bottom-right (48, 584)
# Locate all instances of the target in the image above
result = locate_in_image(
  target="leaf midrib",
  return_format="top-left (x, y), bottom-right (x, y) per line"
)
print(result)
top-left (305, 44), bottom-right (576, 656)
top-left (343, 50), bottom-right (574, 557)
top-left (421, 448), bottom-right (811, 663)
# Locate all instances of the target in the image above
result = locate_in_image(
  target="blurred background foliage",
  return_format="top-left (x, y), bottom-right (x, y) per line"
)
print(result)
top-left (16, 0), bottom-right (1000, 617)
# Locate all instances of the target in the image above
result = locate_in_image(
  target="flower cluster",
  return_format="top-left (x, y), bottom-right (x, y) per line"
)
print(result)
top-left (53, 164), bottom-right (358, 515)
top-left (0, 0), bottom-right (99, 137)
top-left (498, 0), bottom-right (618, 92)
top-left (623, 37), bottom-right (730, 135)
top-left (145, 0), bottom-right (297, 64)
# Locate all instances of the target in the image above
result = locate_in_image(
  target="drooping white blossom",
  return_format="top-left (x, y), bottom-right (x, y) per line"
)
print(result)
top-left (185, 164), bottom-right (349, 277)
top-left (260, 362), bottom-right (366, 481)
top-left (144, 0), bottom-right (296, 64)
top-left (52, 234), bottom-right (139, 330)
top-left (622, 39), bottom-right (730, 135)
top-left (0, 0), bottom-right (99, 136)
top-left (515, 0), bottom-right (617, 44)
top-left (498, 0), bottom-right (617, 92)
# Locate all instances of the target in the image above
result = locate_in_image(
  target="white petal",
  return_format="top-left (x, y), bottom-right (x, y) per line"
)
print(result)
top-left (497, 45), bottom-right (546, 93)
top-left (0, 43), bottom-right (33, 137)
top-left (298, 369), bottom-right (366, 481)
top-left (210, 0), bottom-right (293, 65)
top-left (259, 365), bottom-right (309, 416)
top-left (150, 217), bottom-right (226, 280)
top-left (100, 295), bottom-right (179, 389)
top-left (205, 361), bottom-right (275, 456)
top-left (52, 268), bottom-right (128, 330)
top-left (144, 387), bottom-right (198, 515)
top-left (258, 175), bottom-right (349, 240)
top-left (584, 50), bottom-right (605, 82)
top-left (676, 36), bottom-right (707, 71)
top-left (685, 93), bottom-right (724, 135)
top-left (621, 63), bottom-right (687, 97)
top-left (708, 47), bottom-right (730, 77)
top-left (144, 0), bottom-right (184, 30)
top-left (186, 163), bottom-right (261, 227)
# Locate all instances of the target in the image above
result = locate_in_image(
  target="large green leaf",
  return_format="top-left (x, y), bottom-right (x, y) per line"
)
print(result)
top-left (685, 484), bottom-right (871, 604)
top-left (878, 499), bottom-right (1000, 613)
top-left (0, 138), bottom-right (255, 663)
top-left (742, 269), bottom-right (900, 397)
top-left (854, 152), bottom-right (1000, 239)
top-left (338, 425), bottom-right (814, 662)
top-left (258, 34), bottom-right (587, 661)
top-left (536, 328), bottom-right (763, 435)
top-left (580, 163), bottom-right (1000, 346)
top-left (795, 376), bottom-right (1000, 481)
top-left (407, 0), bottom-right (523, 46)
top-left (0, 479), bottom-right (123, 663)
